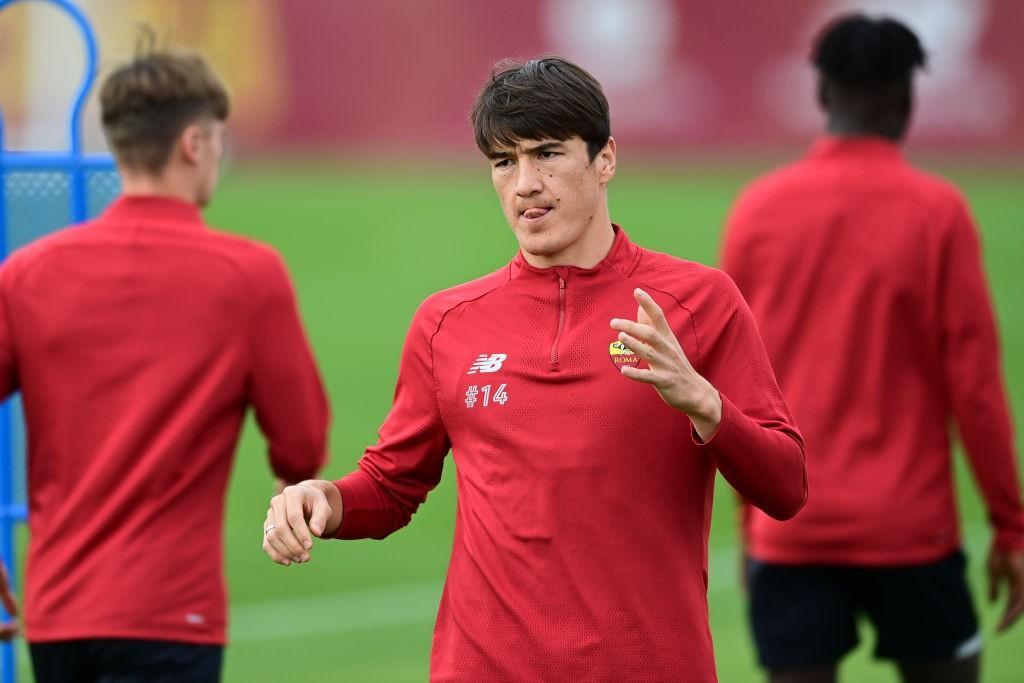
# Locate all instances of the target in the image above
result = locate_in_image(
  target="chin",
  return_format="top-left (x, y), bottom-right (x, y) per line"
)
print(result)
top-left (196, 189), bottom-right (214, 208)
top-left (517, 231), bottom-right (566, 258)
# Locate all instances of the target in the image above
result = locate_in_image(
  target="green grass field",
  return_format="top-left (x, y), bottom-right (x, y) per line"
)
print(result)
top-left (17, 160), bottom-right (1024, 681)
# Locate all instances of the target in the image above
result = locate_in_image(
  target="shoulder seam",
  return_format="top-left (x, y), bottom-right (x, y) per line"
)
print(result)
top-left (426, 266), bottom-right (512, 364)
top-left (624, 264), bottom-right (703, 370)
top-left (423, 266), bottom-right (513, 430)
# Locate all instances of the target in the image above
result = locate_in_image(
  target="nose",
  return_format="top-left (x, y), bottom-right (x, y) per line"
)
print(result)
top-left (514, 162), bottom-right (543, 197)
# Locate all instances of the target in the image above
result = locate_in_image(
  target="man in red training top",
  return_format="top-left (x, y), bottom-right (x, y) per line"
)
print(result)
top-left (722, 14), bottom-right (1024, 683)
top-left (263, 57), bottom-right (806, 682)
top-left (0, 41), bottom-right (329, 682)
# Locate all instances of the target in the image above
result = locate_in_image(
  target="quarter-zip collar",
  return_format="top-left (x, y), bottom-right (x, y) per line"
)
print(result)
top-left (510, 225), bottom-right (640, 281)
top-left (100, 195), bottom-right (205, 230)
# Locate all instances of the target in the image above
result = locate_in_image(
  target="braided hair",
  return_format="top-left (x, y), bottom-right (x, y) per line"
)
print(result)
top-left (812, 14), bottom-right (926, 89)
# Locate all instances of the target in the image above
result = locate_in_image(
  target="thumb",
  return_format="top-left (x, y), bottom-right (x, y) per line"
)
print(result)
top-left (308, 494), bottom-right (330, 538)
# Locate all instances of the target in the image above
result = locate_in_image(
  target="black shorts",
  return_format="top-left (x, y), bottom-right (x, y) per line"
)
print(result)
top-left (748, 550), bottom-right (980, 672)
top-left (30, 638), bottom-right (223, 683)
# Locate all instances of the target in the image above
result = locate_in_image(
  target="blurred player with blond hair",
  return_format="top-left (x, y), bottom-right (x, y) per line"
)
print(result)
top-left (0, 39), bottom-right (329, 682)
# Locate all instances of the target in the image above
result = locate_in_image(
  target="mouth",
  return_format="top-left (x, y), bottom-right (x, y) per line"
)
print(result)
top-left (519, 206), bottom-right (553, 223)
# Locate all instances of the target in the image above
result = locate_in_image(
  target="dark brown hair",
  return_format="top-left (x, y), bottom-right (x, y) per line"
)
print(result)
top-left (471, 57), bottom-right (610, 161)
top-left (100, 31), bottom-right (230, 173)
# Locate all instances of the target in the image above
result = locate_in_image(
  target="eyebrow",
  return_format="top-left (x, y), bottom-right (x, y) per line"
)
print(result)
top-left (486, 141), bottom-right (565, 160)
top-left (521, 141), bottom-right (565, 156)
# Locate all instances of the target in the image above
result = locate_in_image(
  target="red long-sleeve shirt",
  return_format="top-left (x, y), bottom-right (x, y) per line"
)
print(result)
top-left (722, 136), bottom-right (1024, 565)
top-left (334, 228), bottom-right (804, 682)
top-left (0, 195), bottom-right (329, 645)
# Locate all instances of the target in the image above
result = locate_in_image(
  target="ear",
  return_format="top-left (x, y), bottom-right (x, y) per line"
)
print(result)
top-left (597, 137), bottom-right (617, 184)
top-left (178, 124), bottom-right (205, 166)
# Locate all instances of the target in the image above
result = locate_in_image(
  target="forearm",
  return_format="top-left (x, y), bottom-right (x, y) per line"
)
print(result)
top-left (701, 394), bottom-right (807, 520)
top-left (940, 206), bottom-right (1023, 549)
top-left (261, 375), bottom-right (329, 483)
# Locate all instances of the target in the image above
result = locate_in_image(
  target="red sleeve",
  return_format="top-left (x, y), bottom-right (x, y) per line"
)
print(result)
top-left (694, 272), bottom-right (807, 521)
top-left (248, 248), bottom-right (329, 483)
top-left (0, 263), bottom-right (18, 400)
top-left (333, 301), bottom-right (451, 540)
top-left (939, 202), bottom-right (1024, 552)
top-left (720, 196), bottom-right (759, 544)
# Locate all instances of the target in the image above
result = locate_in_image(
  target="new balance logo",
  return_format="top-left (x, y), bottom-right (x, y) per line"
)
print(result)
top-left (467, 353), bottom-right (507, 374)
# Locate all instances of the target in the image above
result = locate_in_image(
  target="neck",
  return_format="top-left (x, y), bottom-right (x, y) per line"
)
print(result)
top-left (826, 116), bottom-right (904, 142)
top-left (119, 165), bottom-right (200, 206)
top-left (521, 207), bottom-right (616, 270)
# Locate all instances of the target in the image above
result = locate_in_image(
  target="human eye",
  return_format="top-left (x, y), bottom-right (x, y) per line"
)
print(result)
top-left (538, 150), bottom-right (560, 160)
top-left (492, 157), bottom-right (514, 169)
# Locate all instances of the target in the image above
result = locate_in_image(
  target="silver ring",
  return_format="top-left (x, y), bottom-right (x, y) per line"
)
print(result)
top-left (264, 523), bottom-right (276, 535)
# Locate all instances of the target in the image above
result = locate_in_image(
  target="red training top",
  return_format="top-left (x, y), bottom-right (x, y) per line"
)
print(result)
top-left (334, 228), bottom-right (805, 682)
top-left (722, 136), bottom-right (1024, 565)
top-left (0, 195), bottom-right (329, 645)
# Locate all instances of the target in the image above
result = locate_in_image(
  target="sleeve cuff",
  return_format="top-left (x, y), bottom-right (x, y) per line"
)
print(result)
top-left (332, 471), bottom-right (390, 540)
top-left (994, 527), bottom-right (1024, 553)
top-left (691, 392), bottom-right (737, 448)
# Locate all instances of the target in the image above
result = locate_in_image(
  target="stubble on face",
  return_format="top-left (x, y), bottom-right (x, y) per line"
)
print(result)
top-left (491, 136), bottom-right (612, 267)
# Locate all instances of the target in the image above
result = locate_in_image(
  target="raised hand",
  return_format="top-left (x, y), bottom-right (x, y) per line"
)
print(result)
top-left (610, 288), bottom-right (722, 441)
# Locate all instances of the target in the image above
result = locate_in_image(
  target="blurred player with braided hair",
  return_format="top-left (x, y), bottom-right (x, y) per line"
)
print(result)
top-left (722, 13), bottom-right (1024, 683)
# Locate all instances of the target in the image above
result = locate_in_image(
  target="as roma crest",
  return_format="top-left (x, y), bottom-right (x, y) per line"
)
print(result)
top-left (608, 340), bottom-right (642, 369)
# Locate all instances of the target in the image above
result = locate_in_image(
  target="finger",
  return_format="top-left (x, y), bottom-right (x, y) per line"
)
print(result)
top-left (269, 496), bottom-right (308, 561)
top-left (620, 364), bottom-right (659, 384)
top-left (0, 566), bottom-right (16, 616)
top-left (262, 511), bottom-right (296, 565)
top-left (262, 512), bottom-right (295, 564)
top-left (988, 563), bottom-right (1000, 603)
top-left (610, 319), bottom-right (664, 349)
top-left (0, 590), bottom-right (15, 617)
top-left (616, 332), bottom-right (657, 363)
top-left (261, 536), bottom-right (291, 566)
top-left (997, 585), bottom-right (1024, 633)
top-left (265, 526), bottom-right (304, 564)
top-left (633, 289), bottom-right (672, 335)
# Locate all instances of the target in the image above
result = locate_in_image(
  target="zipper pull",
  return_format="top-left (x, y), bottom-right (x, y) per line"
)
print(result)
top-left (550, 275), bottom-right (567, 371)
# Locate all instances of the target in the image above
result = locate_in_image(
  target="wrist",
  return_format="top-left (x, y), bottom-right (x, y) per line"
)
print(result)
top-left (305, 479), bottom-right (344, 536)
top-left (691, 383), bottom-right (722, 424)
top-left (687, 384), bottom-right (723, 443)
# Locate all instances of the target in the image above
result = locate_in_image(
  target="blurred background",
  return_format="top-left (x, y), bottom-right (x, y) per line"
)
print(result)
top-left (1, 0), bottom-right (1022, 680)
